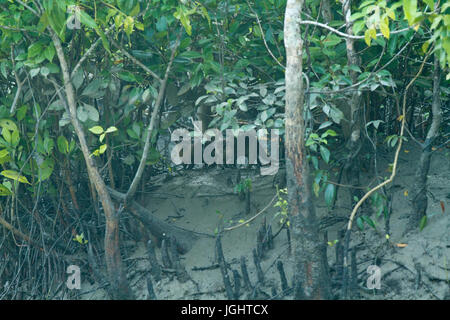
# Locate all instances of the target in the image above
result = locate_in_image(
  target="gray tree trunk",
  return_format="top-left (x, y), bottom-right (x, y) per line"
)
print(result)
top-left (408, 54), bottom-right (442, 230)
top-left (284, 0), bottom-right (331, 300)
top-left (340, 0), bottom-right (364, 208)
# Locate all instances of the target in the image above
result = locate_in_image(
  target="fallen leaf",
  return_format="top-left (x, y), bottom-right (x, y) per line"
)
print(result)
top-left (404, 190), bottom-right (408, 196)
top-left (396, 243), bottom-right (408, 248)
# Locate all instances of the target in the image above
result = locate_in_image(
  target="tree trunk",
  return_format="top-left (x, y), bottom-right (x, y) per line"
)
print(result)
top-left (284, 0), bottom-right (331, 300)
top-left (50, 32), bottom-right (133, 299)
top-left (408, 54), bottom-right (442, 230)
top-left (341, 0), bottom-right (363, 201)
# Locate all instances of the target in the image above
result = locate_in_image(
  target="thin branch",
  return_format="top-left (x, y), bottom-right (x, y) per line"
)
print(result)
top-left (299, 20), bottom-right (413, 40)
top-left (0, 25), bottom-right (40, 33)
top-left (346, 47), bottom-right (433, 232)
top-left (223, 194), bottom-right (277, 232)
top-left (109, 37), bottom-right (162, 83)
top-left (10, 46), bottom-right (25, 114)
top-left (0, 214), bottom-right (41, 249)
top-left (71, 27), bottom-right (113, 79)
top-left (309, 35), bottom-right (412, 95)
top-left (125, 30), bottom-right (182, 202)
top-left (246, 0), bottom-right (285, 69)
top-left (15, 0), bottom-right (39, 16)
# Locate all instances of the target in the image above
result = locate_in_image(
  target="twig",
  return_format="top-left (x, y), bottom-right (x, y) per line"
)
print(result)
top-left (109, 37), bottom-right (162, 83)
top-left (299, 20), bottom-right (413, 40)
top-left (10, 46), bottom-right (25, 114)
top-left (246, 0), bottom-right (285, 69)
top-left (223, 194), bottom-right (277, 232)
top-left (124, 30), bottom-right (182, 202)
top-left (71, 27), bottom-right (113, 79)
top-left (346, 47), bottom-right (433, 233)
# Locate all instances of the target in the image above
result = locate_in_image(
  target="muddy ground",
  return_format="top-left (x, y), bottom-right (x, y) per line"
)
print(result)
top-left (78, 142), bottom-right (450, 300)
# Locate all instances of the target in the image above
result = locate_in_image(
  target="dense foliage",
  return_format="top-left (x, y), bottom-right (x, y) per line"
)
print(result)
top-left (0, 0), bottom-right (448, 299)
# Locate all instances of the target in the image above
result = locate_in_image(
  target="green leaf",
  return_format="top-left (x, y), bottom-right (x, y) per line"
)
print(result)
top-left (313, 181), bottom-right (320, 197)
top-left (380, 16), bottom-right (390, 39)
top-left (40, 67), bottom-right (50, 77)
top-left (362, 215), bottom-right (376, 229)
top-left (0, 184), bottom-right (12, 196)
top-left (89, 126), bottom-right (104, 135)
top-left (179, 51), bottom-right (203, 59)
top-left (320, 145), bottom-right (331, 164)
top-left (403, 0), bottom-right (418, 25)
top-left (174, 7), bottom-right (192, 36)
top-left (324, 184), bottom-right (335, 207)
top-left (28, 43), bottom-right (43, 59)
top-left (386, 8), bottom-right (396, 20)
top-left (83, 104), bottom-right (99, 122)
top-left (2, 129), bottom-right (11, 144)
top-left (59, 112), bottom-right (71, 127)
top-left (311, 155), bottom-right (319, 170)
top-left (419, 215), bottom-right (427, 231)
top-left (49, 99), bottom-right (65, 111)
top-left (0, 149), bottom-right (9, 158)
top-left (16, 105), bottom-right (28, 121)
top-left (1, 170), bottom-right (31, 184)
top-left (46, 63), bottom-right (60, 74)
top-left (38, 158), bottom-right (54, 181)
top-left (77, 106), bottom-right (88, 122)
top-left (118, 71), bottom-right (137, 82)
top-left (11, 130), bottom-right (19, 147)
top-left (79, 11), bottom-right (97, 29)
top-left (57, 136), bottom-right (69, 154)
top-left (123, 16), bottom-right (134, 36)
top-left (365, 29), bottom-right (372, 46)
top-left (82, 79), bottom-right (105, 98)
top-left (30, 68), bottom-right (41, 78)
top-left (43, 1), bottom-right (67, 41)
top-left (146, 147), bottom-right (161, 165)
top-left (105, 126), bottom-right (118, 134)
top-left (99, 144), bottom-right (107, 154)
top-left (357, 217), bottom-right (364, 230)
top-left (44, 45), bottom-right (55, 62)
top-left (95, 28), bottom-right (111, 53)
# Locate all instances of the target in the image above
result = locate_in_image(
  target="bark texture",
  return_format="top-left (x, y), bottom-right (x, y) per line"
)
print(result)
top-left (284, 0), bottom-right (331, 300)
top-left (409, 54), bottom-right (442, 230)
top-left (50, 32), bottom-right (133, 299)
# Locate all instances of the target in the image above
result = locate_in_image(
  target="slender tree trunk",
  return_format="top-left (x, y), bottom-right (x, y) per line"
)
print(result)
top-left (50, 31), bottom-right (133, 299)
top-left (408, 54), bottom-right (442, 230)
top-left (341, 0), bottom-right (363, 202)
top-left (321, 0), bottom-right (333, 24)
top-left (339, 0), bottom-right (364, 299)
top-left (284, 0), bottom-right (331, 300)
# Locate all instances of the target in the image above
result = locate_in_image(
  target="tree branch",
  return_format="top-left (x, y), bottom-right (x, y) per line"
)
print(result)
top-left (246, 0), bottom-right (285, 69)
top-left (299, 20), bottom-right (413, 40)
top-left (109, 37), bottom-right (162, 83)
top-left (71, 27), bottom-right (113, 79)
top-left (125, 31), bottom-right (182, 202)
top-left (10, 45), bottom-right (26, 114)
top-left (346, 47), bottom-right (433, 233)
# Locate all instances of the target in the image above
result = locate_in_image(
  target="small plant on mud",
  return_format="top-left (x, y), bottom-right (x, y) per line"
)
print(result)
top-left (235, 178), bottom-right (253, 216)
top-left (355, 191), bottom-right (390, 231)
top-left (235, 178), bottom-right (252, 197)
top-left (73, 233), bottom-right (88, 245)
top-left (274, 186), bottom-right (289, 227)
